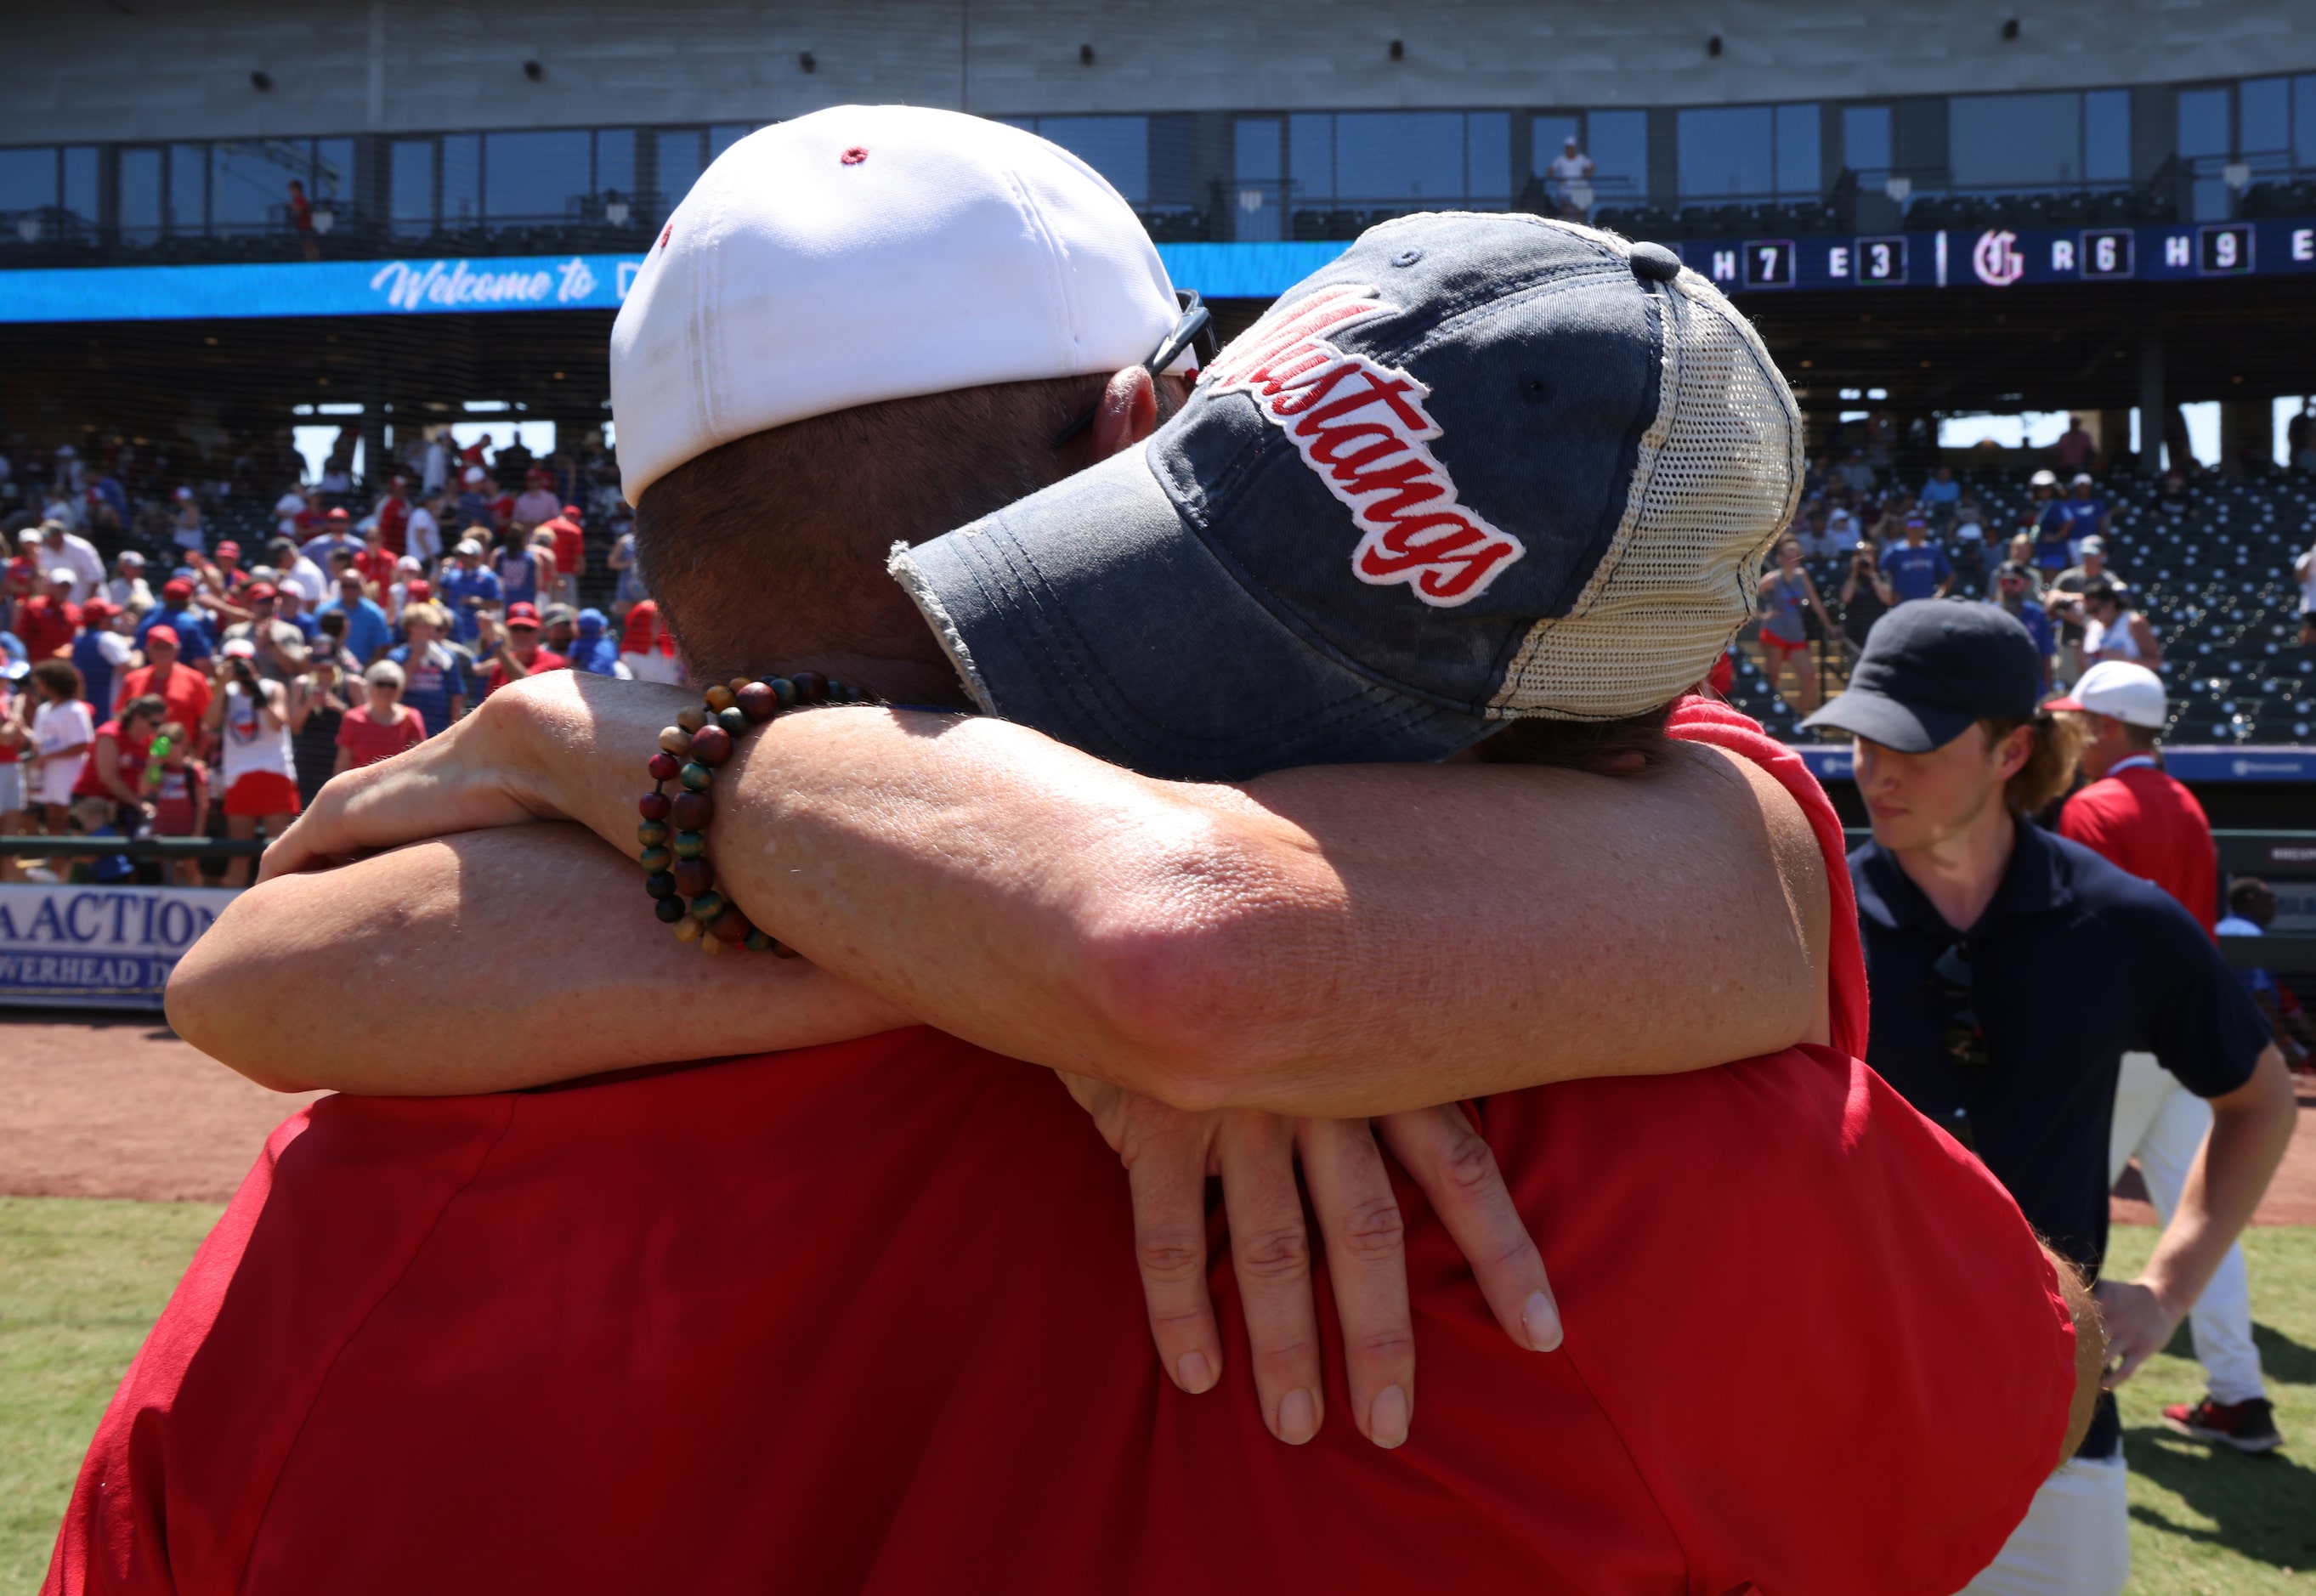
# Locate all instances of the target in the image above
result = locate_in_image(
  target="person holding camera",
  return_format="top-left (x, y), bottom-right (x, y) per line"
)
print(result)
top-left (1838, 541), bottom-right (1896, 659)
top-left (291, 613), bottom-right (360, 810)
top-left (204, 637), bottom-right (305, 887)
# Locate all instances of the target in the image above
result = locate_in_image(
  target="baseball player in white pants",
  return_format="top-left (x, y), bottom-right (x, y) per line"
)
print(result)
top-left (2109, 1050), bottom-right (2273, 1440)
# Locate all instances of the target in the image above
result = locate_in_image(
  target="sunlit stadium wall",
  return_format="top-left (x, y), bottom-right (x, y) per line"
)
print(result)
top-left (8, 0), bottom-right (2316, 253)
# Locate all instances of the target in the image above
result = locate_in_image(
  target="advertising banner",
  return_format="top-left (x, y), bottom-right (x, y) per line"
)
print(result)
top-left (3, 217), bottom-right (2314, 325)
top-left (0, 883), bottom-right (240, 1009)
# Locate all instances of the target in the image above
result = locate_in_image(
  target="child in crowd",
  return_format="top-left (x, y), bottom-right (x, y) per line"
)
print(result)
top-left (67, 795), bottom-right (136, 886)
top-left (144, 720), bottom-right (212, 885)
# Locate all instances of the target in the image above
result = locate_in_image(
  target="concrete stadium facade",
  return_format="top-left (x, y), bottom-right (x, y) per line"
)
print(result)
top-left (13, 0), bottom-right (2316, 145)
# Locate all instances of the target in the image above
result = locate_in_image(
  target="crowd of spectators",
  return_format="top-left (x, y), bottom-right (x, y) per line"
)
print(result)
top-left (1750, 428), bottom-right (2231, 718)
top-left (0, 427), bottom-right (677, 885)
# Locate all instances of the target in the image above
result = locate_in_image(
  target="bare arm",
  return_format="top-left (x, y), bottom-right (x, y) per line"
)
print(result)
top-left (168, 823), bottom-right (915, 1093)
top-left (252, 674), bottom-right (1826, 1114)
top-left (2097, 1045), bottom-right (2296, 1383)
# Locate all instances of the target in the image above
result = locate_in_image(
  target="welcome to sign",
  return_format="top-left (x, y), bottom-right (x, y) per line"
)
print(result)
top-left (0, 884), bottom-right (241, 1009)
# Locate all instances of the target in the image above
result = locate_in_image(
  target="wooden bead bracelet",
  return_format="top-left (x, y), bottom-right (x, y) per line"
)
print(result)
top-left (636, 669), bottom-right (865, 954)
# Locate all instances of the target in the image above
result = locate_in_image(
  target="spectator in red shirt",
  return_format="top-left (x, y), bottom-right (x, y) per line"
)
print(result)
top-left (14, 568), bottom-right (82, 661)
top-left (481, 601), bottom-right (567, 696)
top-left (71, 693), bottom-right (164, 823)
top-left (2051, 660), bottom-right (2281, 1454)
top-left (333, 660), bottom-right (428, 773)
top-left (2053, 662), bottom-right (2213, 932)
top-left (286, 178), bottom-right (316, 260)
top-left (113, 626), bottom-right (212, 746)
top-left (144, 720), bottom-right (212, 884)
top-left (512, 467), bottom-right (562, 530)
top-left (546, 508), bottom-right (586, 605)
top-left (374, 477), bottom-right (411, 557)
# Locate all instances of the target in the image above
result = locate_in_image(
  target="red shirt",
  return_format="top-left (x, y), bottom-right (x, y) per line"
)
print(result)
top-left (2059, 760), bottom-right (2218, 936)
top-left (114, 662), bottom-right (211, 737)
top-left (150, 761), bottom-right (210, 836)
top-left (71, 718), bottom-right (152, 800)
top-left (45, 702), bottom-right (2074, 1596)
top-left (334, 704), bottom-right (427, 768)
top-left (546, 517), bottom-right (585, 577)
top-left (484, 646), bottom-right (568, 696)
top-left (15, 595), bottom-right (80, 661)
top-left (376, 498), bottom-right (410, 557)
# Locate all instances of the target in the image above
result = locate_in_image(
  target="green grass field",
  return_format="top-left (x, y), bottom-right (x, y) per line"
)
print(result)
top-left (1, 1201), bottom-right (2310, 1593)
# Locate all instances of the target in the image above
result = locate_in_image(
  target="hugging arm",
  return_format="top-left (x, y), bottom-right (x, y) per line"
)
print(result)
top-left (177, 671), bottom-right (1824, 1448)
top-left (235, 672), bottom-right (1829, 1117)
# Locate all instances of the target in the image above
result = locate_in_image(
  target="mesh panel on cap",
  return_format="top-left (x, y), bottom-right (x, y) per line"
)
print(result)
top-left (1492, 266), bottom-right (1801, 720)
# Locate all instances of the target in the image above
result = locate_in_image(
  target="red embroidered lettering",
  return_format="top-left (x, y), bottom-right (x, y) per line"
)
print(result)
top-left (1205, 285), bottom-right (1524, 608)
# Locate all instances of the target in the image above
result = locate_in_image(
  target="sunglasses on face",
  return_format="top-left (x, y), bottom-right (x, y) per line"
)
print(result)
top-left (1929, 941), bottom-right (1990, 1072)
top-left (1051, 291), bottom-right (1218, 448)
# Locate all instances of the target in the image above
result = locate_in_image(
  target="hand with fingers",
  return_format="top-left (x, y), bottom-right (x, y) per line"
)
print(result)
top-left (2091, 1277), bottom-right (2181, 1389)
top-left (1059, 1073), bottom-right (1560, 1451)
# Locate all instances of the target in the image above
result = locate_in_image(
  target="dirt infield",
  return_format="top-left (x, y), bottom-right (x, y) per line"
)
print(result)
top-left (2, 1008), bottom-right (2313, 1219)
top-left (1, 1011), bottom-right (322, 1203)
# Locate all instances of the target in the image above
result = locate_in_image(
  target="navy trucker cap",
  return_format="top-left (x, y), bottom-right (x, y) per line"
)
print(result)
top-left (890, 212), bottom-right (1804, 781)
top-left (1798, 600), bottom-right (2043, 753)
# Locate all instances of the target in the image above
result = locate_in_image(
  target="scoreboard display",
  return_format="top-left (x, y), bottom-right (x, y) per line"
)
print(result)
top-left (1680, 217), bottom-right (2312, 291)
top-left (3, 214), bottom-right (2314, 325)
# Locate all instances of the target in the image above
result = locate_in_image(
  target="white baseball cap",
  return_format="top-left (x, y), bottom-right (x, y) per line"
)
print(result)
top-left (609, 105), bottom-right (1185, 507)
top-left (2049, 660), bottom-right (2166, 728)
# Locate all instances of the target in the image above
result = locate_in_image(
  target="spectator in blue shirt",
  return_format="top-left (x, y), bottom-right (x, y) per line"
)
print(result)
top-left (439, 539), bottom-right (502, 645)
top-left (2218, 879), bottom-right (2316, 1067)
top-left (318, 569), bottom-right (392, 665)
top-left (1917, 463), bottom-right (1961, 521)
top-left (2036, 474), bottom-right (2107, 571)
top-left (1989, 562), bottom-right (2054, 689)
top-left (566, 608), bottom-right (623, 676)
top-left (272, 583), bottom-right (320, 643)
top-left (1880, 518), bottom-right (1954, 603)
top-left (134, 578), bottom-right (217, 665)
top-left (297, 507), bottom-right (365, 570)
top-left (384, 603), bottom-right (471, 737)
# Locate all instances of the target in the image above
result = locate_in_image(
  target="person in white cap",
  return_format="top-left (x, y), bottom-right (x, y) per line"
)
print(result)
top-left (183, 107), bottom-right (1839, 1409)
top-left (105, 548), bottom-right (154, 617)
top-left (2047, 535), bottom-right (2121, 687)
top-left (2050, 660), bottom-right (2283, 1453)
top-left (39, 517), bottom-right (105, 605)
top-left (118, 110), bottom-right (2089, 1593)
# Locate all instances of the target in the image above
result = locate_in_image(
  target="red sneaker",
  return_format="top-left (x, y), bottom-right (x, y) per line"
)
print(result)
top-left (2161, 1395), bottom-right (2284, 1453)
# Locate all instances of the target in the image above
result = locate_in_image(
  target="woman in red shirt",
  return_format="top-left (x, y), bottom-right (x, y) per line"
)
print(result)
top-left (333, 660), bottom-right (428, 774)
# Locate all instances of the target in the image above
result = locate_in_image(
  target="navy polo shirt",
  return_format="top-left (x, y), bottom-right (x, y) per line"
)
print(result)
top-left (1851, 819), bottom-right (2268, 1458)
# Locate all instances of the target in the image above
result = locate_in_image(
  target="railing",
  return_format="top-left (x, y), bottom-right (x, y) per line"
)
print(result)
top-left (2, 836), bottom-right (268, 859)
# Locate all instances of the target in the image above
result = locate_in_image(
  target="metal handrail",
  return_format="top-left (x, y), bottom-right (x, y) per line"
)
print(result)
top-left (0, 835), bottom-right (267, 858)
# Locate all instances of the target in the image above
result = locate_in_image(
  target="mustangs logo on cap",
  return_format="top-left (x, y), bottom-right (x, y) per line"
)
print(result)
top-left (1204, 284), bottom-right (1526, 607)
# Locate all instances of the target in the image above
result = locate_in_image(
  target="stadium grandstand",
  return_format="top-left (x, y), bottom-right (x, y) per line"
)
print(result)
top-left (5, 0), bottom-right (2316, 805)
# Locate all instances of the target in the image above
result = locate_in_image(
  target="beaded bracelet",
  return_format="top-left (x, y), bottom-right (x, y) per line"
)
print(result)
top-left (636, 668), bottom-right (865, 955)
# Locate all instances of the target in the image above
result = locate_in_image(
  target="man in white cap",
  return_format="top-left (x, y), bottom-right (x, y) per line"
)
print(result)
top-left (2051, 660), bottom-right (2283, 1452)
top-left (87, 110), bottom-right (2092, 1593)
top-left (39, 518), bottom-right (105, 605)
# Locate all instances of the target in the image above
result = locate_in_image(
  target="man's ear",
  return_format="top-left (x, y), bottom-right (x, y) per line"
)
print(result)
top-left (1084, 366), bottom-right (1159, 463)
